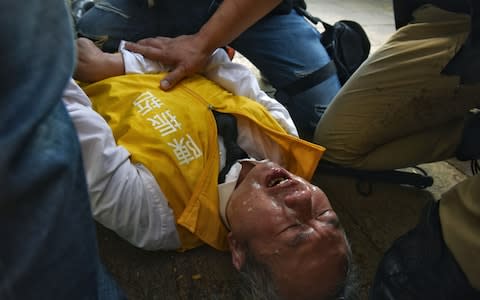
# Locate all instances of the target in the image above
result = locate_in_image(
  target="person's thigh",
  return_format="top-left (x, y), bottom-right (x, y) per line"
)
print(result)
top-left (0, 1), bottom-right (123, 299)
top-left (314, 5), bottom-right (479, 169)
top-left (1, 103), bottom-right (99, 299)
top-left (231, 10), bottom-right (340, 139)
top-left (77, 0), bottom-right (216, 52)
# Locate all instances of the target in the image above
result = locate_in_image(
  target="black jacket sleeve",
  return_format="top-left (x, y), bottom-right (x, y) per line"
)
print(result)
top-left (392, 0), bottom-right (472, 29)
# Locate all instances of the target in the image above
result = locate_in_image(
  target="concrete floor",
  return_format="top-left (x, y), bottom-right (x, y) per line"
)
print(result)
top-left (96, 1), bottom-right (472, 299)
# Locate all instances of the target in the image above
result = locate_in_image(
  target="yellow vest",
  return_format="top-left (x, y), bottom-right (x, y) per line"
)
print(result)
top-left (81, 73), bottom-right (325, 251)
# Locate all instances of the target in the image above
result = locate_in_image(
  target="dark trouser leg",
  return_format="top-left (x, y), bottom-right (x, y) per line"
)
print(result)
top-left (0, 1), bottom-right (123, 299)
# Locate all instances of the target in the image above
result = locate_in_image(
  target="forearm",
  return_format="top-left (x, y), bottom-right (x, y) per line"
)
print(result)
top-left (196, 0), bottom-right (282, 53)
top-left (75, 38), bottom-right (125, 82)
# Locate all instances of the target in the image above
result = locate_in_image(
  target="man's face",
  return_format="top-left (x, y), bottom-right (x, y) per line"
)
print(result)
top-left (226, 161), bottom-right (349, 299)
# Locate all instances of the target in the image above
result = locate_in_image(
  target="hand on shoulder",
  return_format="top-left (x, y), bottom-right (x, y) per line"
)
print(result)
top-left (124, 34), bottom-right (212, 90)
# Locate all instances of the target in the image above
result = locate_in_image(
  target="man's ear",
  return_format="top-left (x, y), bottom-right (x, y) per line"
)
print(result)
top-left (227, 232), bottom-right (246, 271)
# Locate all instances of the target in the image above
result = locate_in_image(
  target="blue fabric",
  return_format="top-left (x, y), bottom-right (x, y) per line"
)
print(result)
top-left (230, 10), bottom-right (341, 139)
top-left (0, 1), bottom-right (124, 299)
top-left (77, 0), bottom-right (341, 139)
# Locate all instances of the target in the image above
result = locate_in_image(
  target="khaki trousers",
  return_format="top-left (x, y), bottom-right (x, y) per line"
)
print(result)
top-left (314, 5), bottom-right (480, 170)
top-left (314, 5), bottom-right (480, 290)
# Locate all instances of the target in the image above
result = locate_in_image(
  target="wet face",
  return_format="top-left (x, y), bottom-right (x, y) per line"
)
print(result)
top-left (226, 161), bottom-right (349, 299)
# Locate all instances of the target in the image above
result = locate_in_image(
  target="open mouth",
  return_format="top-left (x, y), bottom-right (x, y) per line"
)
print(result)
top-left (266, 169), bottom-right (291, 188)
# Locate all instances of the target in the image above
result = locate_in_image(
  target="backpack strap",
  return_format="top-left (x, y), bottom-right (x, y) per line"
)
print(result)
top-left (213, 111), bottom-right (248, 183)
top-left (294, 5), bottom-right (321, 24)
top-left (277, 60), bottom-right (337, 98)
top-left (293, 4), bottom-right (334, 30)
top-left (316, 160), bottom-right (434, 196)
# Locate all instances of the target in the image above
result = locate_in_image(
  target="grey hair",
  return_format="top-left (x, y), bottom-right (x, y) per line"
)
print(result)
top-left (238, 251), bottom-right (281, 300)
top-left (239, 237), bottom-right (360, 300)
top-left (325, 234), bottom-right (360, 300)
top-left (327, 258), bottom-right (360, 300)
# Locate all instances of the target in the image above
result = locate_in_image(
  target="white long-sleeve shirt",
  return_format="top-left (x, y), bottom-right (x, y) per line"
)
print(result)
top-left (63, 46), bottom-right (297, 250)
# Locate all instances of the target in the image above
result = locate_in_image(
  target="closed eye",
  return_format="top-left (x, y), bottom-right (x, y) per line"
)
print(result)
top-left (316, 209), bottom-right (340, 228)
top-left (277, 210), bottom-right (336, 236)
top-left (277, 221), bottom-right (302, 235)
top-left (279, 210), bottom-right (331, 235)
top-left (315, 209), bottom-right (331, 219)
top-left (287, 227), bottom-right (315, 247)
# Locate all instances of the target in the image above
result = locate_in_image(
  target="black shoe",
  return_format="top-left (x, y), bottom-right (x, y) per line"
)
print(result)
top-left (370, 200), bottom-right (480, 300)
top-left (455, 108), bottom-right (480, 161)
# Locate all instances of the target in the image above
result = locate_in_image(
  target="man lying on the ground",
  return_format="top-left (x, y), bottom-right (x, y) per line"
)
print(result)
top-left (313, 2), bottom-right (480, 298)
top-left (66, 38), bottom-right (357, 300)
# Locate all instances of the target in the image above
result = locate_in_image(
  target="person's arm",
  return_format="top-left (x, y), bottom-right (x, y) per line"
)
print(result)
top-left (63, 79), bottom-right (180, 250)
top-left (194, 0), bottom-right (283, 54)
top-left (74, 38), bottom-right (125, 82)
top-left (124, 0), bottom-right (282, 90)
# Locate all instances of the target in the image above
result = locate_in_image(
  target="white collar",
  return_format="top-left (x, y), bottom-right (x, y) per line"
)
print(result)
top-left (218, 158), bottom-right (266, 229)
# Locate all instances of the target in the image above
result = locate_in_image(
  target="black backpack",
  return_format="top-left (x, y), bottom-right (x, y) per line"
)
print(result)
top-left (294, 3), bottom-right (371, 85)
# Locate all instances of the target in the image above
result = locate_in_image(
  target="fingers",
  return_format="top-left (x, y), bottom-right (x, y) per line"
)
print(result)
top-left (137, 36), bottom-right (171, 47)
top-left (124, 37), bottom-right (171, 61)
top-left (124, 36), bottom-right (204, 90)
top-left (124, 42), bottom-right (160, 60)
top-left (160, 65), bottom-right (187, 90)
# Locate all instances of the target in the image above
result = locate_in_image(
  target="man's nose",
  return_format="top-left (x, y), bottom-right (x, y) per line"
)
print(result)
top-left (284, 190), bottom-right (313, 222)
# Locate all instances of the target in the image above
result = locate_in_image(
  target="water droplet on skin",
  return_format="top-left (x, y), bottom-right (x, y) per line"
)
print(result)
top-left (271, 201), bottom-right (279, 208)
